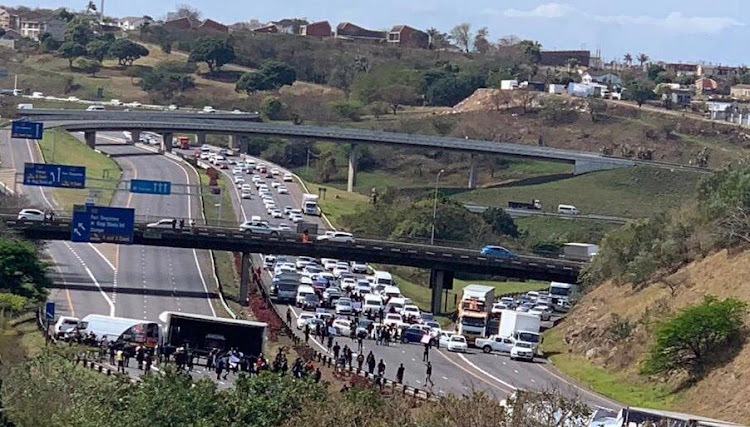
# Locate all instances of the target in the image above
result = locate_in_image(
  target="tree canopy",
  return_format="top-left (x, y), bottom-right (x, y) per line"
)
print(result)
top-left (188, 37), bottom-right (236, 72)
top-left (57, 41), bottom-right (86, 68)
top-left (0, 239), bottom-right (50, 300)
top-left (108, 39), bottom-right (149, 66)
top-left (235, 60), bottom-right (297, 94)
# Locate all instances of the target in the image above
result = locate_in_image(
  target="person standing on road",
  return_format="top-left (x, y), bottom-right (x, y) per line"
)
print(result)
top-left (314, 367), bottom-right (321, 383)
top-left (425, 362), bottom-right (434, 387)
top-left (115, 349), bottom-right (125, 374)
top-left (377, 359), bottom-right (386, 376)
top-left (216, 356), bottom-right (225, 380)
top-left (144, 351), bottom-right (153, 374)
top-left (327, 335), bottom-right (334, 353)
top-left (366, 351), bottom-right (376, 375)
top-left (333, 342), bottom-right (341, 360)
top-left (286, 307), bottom-right (292, 325)
top-left (356, 353), bottom-right (364, 371)
top-left (304, 324), bottom-right (310, 344)
top-left (423, 342), bottom-right (430, 362)
top-left (357, 335), bottom-right (364, 353)
top-left (396, 363), bottom-right (405, 384)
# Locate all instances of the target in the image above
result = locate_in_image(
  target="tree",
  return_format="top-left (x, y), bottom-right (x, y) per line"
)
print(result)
top-left (261, 96), bottom-right (284, 120)
top-left (623, 53), bottom-right (633, 66)
top-left (235, 72), bottom-right (271, 93)
top-left (171, 4), bottom-right (201, 21)
top-left (426, 27), bottom-right (450, 50)
top-left (330, 100), bottom-right (363, 121)
top-left (108, 39), bottom-right (149, 66)
top-left (86, 39), bottom-right (111, 62)
top-left (473, 27), bottom-right (491, 53)
top-left (517, 88), bottom-right (538, 113)
top-left (660, 121), bottom-right (677, 139)
top-left (481, 207), bottom-right (519, 237)
top-left (498, 34), bottom-right (521, 46)
top-left (39, 32), bottom-right (61, 52)
top-left (139, 63), bottom-right (195, 99)
top-left (490, 89), bottom-right (513, 111)
top-left (565, 57), bottom-right (580, 70)
top-left (647, 64), bottom-right (667, 81)
top-left (188, 37), bottom-right (235, 72)
top-left (518, 39), bottom-right (542, 63)
top-left (378, 84), bottom-right (419, 114)
top-left (64, 20), bottom-right (94, 45)
top-left (587, 98), bottom-right (607, 122)
top-left (637, 53), bottom-right (650, 67)
top-left (0, 238), bottom-right (50, 300)
top-left (642, 296), bottom-right (747, 379)
top-left (627, 79), bottom-right (656, 108)
top-left (258, 60), bottom-right (296, 87)
top-left (75, 57), bottom-right (101, 76)
top-left (57, 41), bottom-right (86, 69)
top-left (450, 23), bottom-right (472, 53)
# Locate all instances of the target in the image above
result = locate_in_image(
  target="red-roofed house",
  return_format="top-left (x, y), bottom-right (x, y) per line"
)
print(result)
top-left (301, 21), bottom-right (331, 37)
top-left (387, 25), bottom-right (428, 49)
top-left (198, 18), bottom-right (228, 33)
top-left (695, 77), bottom-right (719, 94)
top-left (164, 16), bottom-right (194, 30)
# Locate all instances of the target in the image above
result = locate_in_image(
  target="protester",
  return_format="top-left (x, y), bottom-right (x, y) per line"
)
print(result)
top-left (396, 363), bottom-right (405, 384)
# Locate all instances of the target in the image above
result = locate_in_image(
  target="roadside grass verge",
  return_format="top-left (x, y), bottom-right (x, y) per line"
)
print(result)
top-left (451, 166), bottom-right (702, 219)
top-left (305, 182), bottom-right (369, 228)
top-left (38, 128), bottom-right (122, 213)
top-left (542, 327), bottom-right (683, 409)
top-left (516, 216), bottom-right (620, 244)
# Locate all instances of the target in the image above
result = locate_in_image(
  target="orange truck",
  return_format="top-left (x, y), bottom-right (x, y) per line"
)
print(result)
top-left (178, 136), bottom-right (191, 150)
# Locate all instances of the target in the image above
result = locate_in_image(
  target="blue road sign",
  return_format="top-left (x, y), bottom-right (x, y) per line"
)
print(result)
top-left (11, 120), bottom-right (44, 140)
top-left (44, 301), bottom-right (55, 322)
top-left (24, 163), bottom-right (86, 189)
top-left (130, 179), bottom-right (172, 195)
top-left (70, 205), bottom-right (135, 244)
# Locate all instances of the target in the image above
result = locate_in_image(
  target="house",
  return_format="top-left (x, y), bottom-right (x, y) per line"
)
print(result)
top-left (270, 18), bottom-right (307, 34)
top-left (0, 7), bottom-right (19, 30)
top-left (549, 84), bottom-right (565, 94)
top-left (500, 80), bottom-right (518, 90)
top-left (664, 63), bottom-right (698, 76)
top-left (697, 64), bottom-right (740, 80)
top-left (664, 89), bottom-right (693, 107)
top-left (43, 18), bottom-right (66, 41)
top-left (540, 50), bottom-right (591, 67)
top-left (336, 22), bottom-right (386, 42)
top-left (568, 82), bottom-right (597, 97)
top-left (582, 72), bottom-right (622, 86)
top-left (118, 16), bottom-right (151, 31)
top-left (198, 19), bottom-right (228, 33)
top-left (695, 77), bottom-right (719, 94)
top-left (387, 25), bottom-right (428, 49)
top-left (705, 101), bottom-right (733, 120)
top-left (252, 24), bottom-right (278, 33)
top-left (301, 21), bottom-right (331, 37)
top-left (730, 84), bottom-right (750, 100)
top-left (20, 20), bottom-right (44, 40)
top-left (0, 28), bottom-right (21, 39)
top-left (164, 16), bottom-right (196, 30)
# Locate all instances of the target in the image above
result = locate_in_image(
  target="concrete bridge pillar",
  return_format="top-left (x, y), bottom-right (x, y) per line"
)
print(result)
top-left (429, 269), bottom-right (454, 315)
top-left (228, 134), bottom-right (238, 150)
top-left (84, 131), bottom-right (96, 149)
top-left (130, 130), bottom-right (140, 144)
top-left (239, 252), bottom-right (250, 306)
top-left (196, 132), bottom-right (207, 146)
top-left (468, 154), bottom-right (478, 189)
top-left (347, 143), bottom-right (357, 193)
top-left (161, 132), bottom-right (173, 153)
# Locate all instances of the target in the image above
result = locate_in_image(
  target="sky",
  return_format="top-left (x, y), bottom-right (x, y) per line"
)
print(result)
top-left (10, 0), bottom-right (749, 65)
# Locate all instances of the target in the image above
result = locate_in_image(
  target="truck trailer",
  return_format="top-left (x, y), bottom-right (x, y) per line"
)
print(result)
top-left (508, 199), bottom-right (542, 210)
top-left (160, 311), bottom-right (267, 357)
top-left (498, 310), bottom-right (542, 354)
top-left (457, 285), bottom-right (495, 345)
top-left (562, 243), bottom-right (599, 262)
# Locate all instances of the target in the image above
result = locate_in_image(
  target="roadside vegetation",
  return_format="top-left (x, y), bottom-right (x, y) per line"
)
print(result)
top-left (38, 128), bottom-right (122, 212)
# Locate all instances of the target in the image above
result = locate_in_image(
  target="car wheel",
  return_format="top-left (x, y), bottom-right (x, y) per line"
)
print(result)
top-left (483, 346), bottom-right (492, 354)
top-left (402, 336), bottom-right (408, 344)
top-left (270, 231), bottom-right (278, 237)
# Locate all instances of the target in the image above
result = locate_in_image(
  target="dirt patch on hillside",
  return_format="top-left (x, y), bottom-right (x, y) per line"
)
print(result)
top-left (559, 249), bottom-right (750, 423)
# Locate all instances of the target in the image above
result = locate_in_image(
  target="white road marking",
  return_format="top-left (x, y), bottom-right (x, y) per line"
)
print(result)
top-left (456, 353), bottom-right (517, 391)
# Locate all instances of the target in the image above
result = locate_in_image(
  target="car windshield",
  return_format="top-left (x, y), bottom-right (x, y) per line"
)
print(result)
top-left (460, 317), bottom-right (486, 327)
top-left (451, 336), bottom-right (466, 343)
top-left (518, 332), bottom-right (540, 343)
top-left (517, 342), bottom-right (533, 349)
top-left (338, 301), bottom-right (351, 307)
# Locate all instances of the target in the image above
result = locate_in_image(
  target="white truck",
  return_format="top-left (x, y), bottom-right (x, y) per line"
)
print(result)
top-left (302, 193), bottom-right (320, 216)
top-left (457, 285), bottom-right (495, 345)
top-left (562, 243), bottom-right (599, 262)
top-left (475, 334), bottom-right (515, 354)
top-left (498, 310), bottom-right (541, 357)
top-left (273, 271), bottom-right (301, 303)
top-left (549, 281), bottom-right (580, 308)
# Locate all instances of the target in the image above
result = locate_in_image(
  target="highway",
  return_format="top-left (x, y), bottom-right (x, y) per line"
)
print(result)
top-left (464, 203), bottom-right (631, 224)
top-left (201, 146), bottom-right (619, 409)
top-left (0, 128), bottom-right (220, 323)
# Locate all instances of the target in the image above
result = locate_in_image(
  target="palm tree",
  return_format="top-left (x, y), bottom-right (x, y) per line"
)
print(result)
top-left (637, 53), bottom-right (649, 67)
top-left (624, 53), bottom-right (633, 67)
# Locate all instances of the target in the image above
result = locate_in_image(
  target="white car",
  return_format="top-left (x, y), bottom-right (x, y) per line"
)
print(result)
top-left (510, 342), bottom-right (535, 361)
top-left (383, 313), bottom-right (405, 329)
top-left (202, 106), bottom-right (216, 113)
top-left (402, 305), bottom-right (421, 321)
top-left (321, 258), bottom-right (338, 271)
top-left (335, 299), bottom-right (353, 316)
top-left (339, 277), bottom-right (357, 292)
top-left (277, 223), bottom-right (291, 232)
top-left (127, 101), bottom-right (142, 107)
top-left (241, 184), bottom-right (253, 192)
top-left (350, 262), bottom-right (368, 274)
top-left (316, 231), bottom-right (355, 243)
top-left (110, 99), bottom-right (121, 106)
top-left (291, 214), bottom-right (304, 223)
top-left (353, 282), bottom-right (372, 297)
top-left (491, 303), bottom-right (508, 315)
top-left (67, 96), bottom-right (79, 101)
top-left (332, 265), bottom-right (350, 278)
top-left (296, 313), bottom-right (315, 330)
top-left (445, 335), bottom-right (468, 352)
top-left (277, 186), bottom-right (289, 194)
top-left (270, 209), bottom-right (283, 218)
top-left (271, 181), bottom-right (281, 188)
top-left (232, 167), bottom-right (244, 175)
top-left (528, 305), bottom-right (553, 321)
top-left (234, 176), bottom-right (245, 185)
top-left (168, 104), bottom-right (178, 111)
top-left (271, 168), bottom-right (280, 175)
top-left (283, 206), bottom-right (294, 216)
top-left (17, 208), bottom-right (45, 221)
top-left (241, 190), bottom-right (253, 199)
top-left (147, 218), bottom-right (176, 229)
top-left (283, 173), bottom-right (293, 182)
top-left (239, 221), bottom-right (282, 236)
top-left (332, 319), bottom-right (352, 336)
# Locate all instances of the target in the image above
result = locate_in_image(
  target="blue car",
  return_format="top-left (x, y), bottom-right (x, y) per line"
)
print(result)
top-left (480, 245), bottom-right (518, 259)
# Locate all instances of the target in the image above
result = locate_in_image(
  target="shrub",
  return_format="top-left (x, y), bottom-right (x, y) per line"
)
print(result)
top-left (330, 100), bottom-right (363, 122)
top-left (642, 296), bottom-right (747, 379)
top-left (261, 96), bottom-right (284, 120)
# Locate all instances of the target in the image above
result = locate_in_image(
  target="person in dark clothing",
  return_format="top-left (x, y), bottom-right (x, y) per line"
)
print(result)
top-left (216, 357), bottom-right (225, 380)
top-left (396, 363), bottom-right (405, 384)
top-left (304, 325), bottom-right (310, 344)
top-left (179, 218), bottom-right (185, 229)
top-left (356, 353), bottom-right (365, 371)
top-left (144, 352), bottom-right (153, 374)
top-left (377, 359), bottom-right (386, 376)
top-left (286, 307), bottom-right (293, 324)
top-left (327, 335), bottom-right (334, 352)
top-left (314, 368), bottom-right (321, 383)
top-left (333, 342), bottom-right (340, 360)
top-left (366, 351), bottom-right (376, 375)
top-left (357, 336), bottom-right (364, 353)
top-left (425, 362), bottom-right (434, 387)
top-left (423, 343), bottom-right (430, 362)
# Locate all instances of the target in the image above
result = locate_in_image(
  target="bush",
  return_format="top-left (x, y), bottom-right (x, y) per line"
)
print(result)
top-left (642, 296), bottom-right (746, 379)
top-left (261, 96), bottom-right (284, 120)
top-left (0, 293), bottom-right (27, 317)
top-left (330, 100), bottom-right (363, 121)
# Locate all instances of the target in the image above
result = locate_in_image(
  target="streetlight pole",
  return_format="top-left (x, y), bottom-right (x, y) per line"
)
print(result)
top-left (430, 169), bottom-right (444, 245)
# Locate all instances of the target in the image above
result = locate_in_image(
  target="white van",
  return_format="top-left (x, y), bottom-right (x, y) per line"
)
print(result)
top-left (77, 314), bottom-right (160, 347)
top-left (382, 285), bottom-right (401, 300)
top-left (373, 270), bottom-right (393, 286)
top-left (86, 105), bottom-right (105, 111)
top-left (363, 294), bottom-right (383, 314)
top-left (557, 204), bottom-right (580, 215)
top-left (296, 285), bottom-right (316, 307)
top-left (54, 316), bottom-right (80, 337)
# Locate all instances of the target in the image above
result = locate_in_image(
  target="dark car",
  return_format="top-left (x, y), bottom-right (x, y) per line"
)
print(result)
top-left (480, 245), bottom-right (518, 259)
top-left (401, 325), bottom-right (434, 345)
top-left (301, 294), bottom-right (320, 311)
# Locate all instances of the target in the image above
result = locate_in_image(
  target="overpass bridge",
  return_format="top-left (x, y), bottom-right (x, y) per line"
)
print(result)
top-left (5, 216), bottom-right (582, 314)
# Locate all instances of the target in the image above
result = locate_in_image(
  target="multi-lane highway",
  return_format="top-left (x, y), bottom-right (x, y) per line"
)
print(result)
top-left (200, 145), bottom-right (618, 409)
top-left (0, 129), bottom-right (221, 323)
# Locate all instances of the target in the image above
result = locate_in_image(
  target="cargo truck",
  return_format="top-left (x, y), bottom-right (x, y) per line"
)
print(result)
top-left (76, 314), bottom-right (160, 348)
top-left (303, 194), bottom-right (320, 216)
top-left (457, 285), bottom-right (495, 345)
top-left (549, 281), bottom-right (580, 307)
top-left (498, 310), bottom-right (541, 356)
top-left (273, 271), bottom-right (301, 303)
top-left (562, 243), bottom-right (599, 262)
top-left (160, 311), bottom-right (266, 357)
top-left (508, 199), bottom-right (542, 210)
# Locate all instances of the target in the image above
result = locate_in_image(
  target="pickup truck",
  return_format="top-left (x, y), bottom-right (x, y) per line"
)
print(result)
top-left (474, 335), bottom-right (515, 354)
